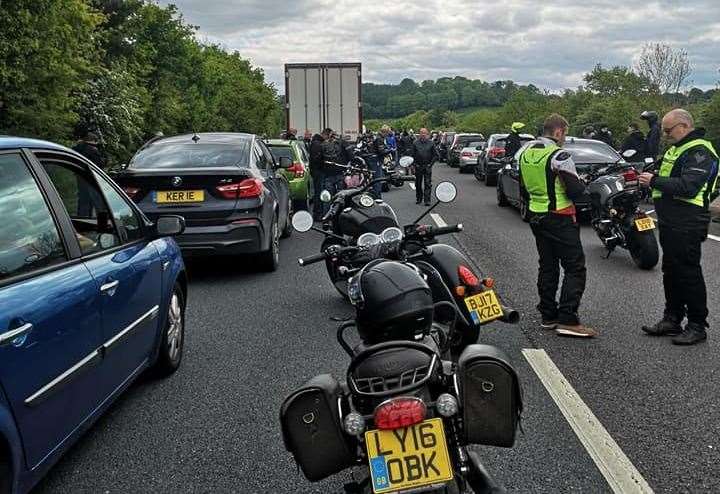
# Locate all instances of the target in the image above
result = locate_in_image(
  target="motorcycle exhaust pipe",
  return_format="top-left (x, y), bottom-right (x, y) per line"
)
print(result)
top-left (499, 306), bottom-right (520, 324)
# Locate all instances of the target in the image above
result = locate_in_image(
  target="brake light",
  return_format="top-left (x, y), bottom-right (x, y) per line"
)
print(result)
top-left (287, 162), bottom-right (305, 178)
top-left (461, 151), bottom-right (473, 158)
top-left (623, 169), bottom-right (638, 182)
top-left (488, 147), bottom-right (506, 158)
top-left (458, 265), bottom-right (480, 287)
top-left (374, 397), bottom-right (427, 430)
top-left (216, 178), bottom-right (263, 199)
top-left (123, 187), bottom-right (140, 199)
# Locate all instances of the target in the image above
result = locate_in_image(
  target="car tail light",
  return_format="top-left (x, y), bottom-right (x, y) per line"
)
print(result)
top-left (123, 187), bottom-right (140, 199)
top-left (488, 147), bottom-right (506, 158)
top-left (216, 178), bottom-right (263, 199)
top-left (461, 151), bottom-right (473, 158)
top-left (287, 162), bottom-right (305, 178)
top-left (374, 397), bottom-right (427, 430)
top-left (458, 265), bottom-right (480, 287)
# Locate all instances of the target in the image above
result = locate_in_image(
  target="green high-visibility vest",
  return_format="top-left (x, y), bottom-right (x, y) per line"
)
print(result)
top-left (652, 138), bottom-right (719, 208)
top-left (519, 143), bottom-right (572, 213)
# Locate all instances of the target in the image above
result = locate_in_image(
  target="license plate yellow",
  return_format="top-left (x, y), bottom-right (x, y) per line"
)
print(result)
top-left (464, 289), bottom-right (504, 324)
top-left (365, 418), bottom-right (453, 493)
top-left (634, 217), bottom-right (655, 231)
top-left (154, 190), bottom-right (204, 203)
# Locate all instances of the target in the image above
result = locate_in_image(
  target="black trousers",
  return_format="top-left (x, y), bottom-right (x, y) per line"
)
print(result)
top-left (529, 213), bottom-right (587, 325)
top-left (415, 164), bottom-right (432, 203)
top-left (658, 224), bottom-right (708, 326)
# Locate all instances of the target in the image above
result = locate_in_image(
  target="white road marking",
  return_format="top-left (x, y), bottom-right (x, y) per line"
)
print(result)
top-left (430, 213), bottom-right (447, 227)
top-left (522, 349), bottom-right (654, 494)
top-left (409, 183), bottom-right (416, 190)
top-left (708, 234), bottom-right (720, 242)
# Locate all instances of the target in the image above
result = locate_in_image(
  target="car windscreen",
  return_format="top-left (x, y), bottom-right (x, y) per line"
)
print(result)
top-left (565, 141), bottom-right (620, 164)
top-left (268, 145), bottom-right (295, 161)
top-left (130, 142), bottom-right (252, 169)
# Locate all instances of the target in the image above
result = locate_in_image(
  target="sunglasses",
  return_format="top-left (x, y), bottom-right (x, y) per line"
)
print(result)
top-left (663, 123), bottom-right (685, 135)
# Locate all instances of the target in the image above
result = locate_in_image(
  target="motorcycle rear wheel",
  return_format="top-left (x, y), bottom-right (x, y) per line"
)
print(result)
top-left (628, 229), bottom-right (659, 270)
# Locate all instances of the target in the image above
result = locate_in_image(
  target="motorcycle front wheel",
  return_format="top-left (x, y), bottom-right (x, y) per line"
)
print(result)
top-left (627, 228), bottom-right (659, 270)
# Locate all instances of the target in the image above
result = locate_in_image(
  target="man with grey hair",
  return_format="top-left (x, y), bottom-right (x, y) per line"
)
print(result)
top-left (639, 108), bottom-right (719, 345)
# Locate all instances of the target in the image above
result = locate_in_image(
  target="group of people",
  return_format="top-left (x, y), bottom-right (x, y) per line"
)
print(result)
top-left (522, 110), bottom-right (718, 345)
top-left (581, 111), bottom-right (662, 160)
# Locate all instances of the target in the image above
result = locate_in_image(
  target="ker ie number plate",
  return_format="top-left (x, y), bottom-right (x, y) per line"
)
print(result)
top-left (463, 289), bottom-right (504, 324)
top-left (634, 217), bottom-right (655, 231)
top-left (365, 418), bottom-right (453, 493)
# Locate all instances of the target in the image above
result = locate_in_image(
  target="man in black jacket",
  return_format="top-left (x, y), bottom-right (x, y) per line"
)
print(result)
top-left (641, 111), bottom-right (661, 160)
top-left (639, 109), bottom-right (719, 345)
top-left (505, 122), bottom-right (525, 158)
top-left (411, 128), bottom-right (439, 205)
top-left (308, 133), bottom-right (326, 220)
top-left (620, 123), bottom-right (646, 157)
top-left (73, 132), bottom-right (106, 168)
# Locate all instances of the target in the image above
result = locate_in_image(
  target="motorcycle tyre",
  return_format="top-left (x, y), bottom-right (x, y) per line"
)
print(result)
top-left (628, 228), bottom-right (659, 270)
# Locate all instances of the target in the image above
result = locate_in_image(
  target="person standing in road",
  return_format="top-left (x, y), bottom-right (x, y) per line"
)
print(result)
top-left (411, 128), bottom-right (439, 206)
top-left (367, 127), bottom-right (389, 199)
top-left (302, 130), bottom-right (312, 151)
top-left (620, 122), bottom-right (646, 157)
top-left (641, 111), bottom-right (661, 160)
top-left (505, 122), bottom-right (525, 158)
top-left (308, 133), bottom-right (326, 220)
top-left (519, 114), bottom-right (597, 338)
top-left (73, 132), bottom-right (106, 169)
top-left (638, 109), bottom-right (719, 345)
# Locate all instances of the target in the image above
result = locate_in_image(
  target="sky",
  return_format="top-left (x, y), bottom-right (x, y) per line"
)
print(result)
top-left (160, 0), bottom-right (720, 92)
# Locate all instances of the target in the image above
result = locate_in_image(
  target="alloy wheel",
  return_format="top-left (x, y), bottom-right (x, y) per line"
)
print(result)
top-left (166, 291), bottom-right (183, 362)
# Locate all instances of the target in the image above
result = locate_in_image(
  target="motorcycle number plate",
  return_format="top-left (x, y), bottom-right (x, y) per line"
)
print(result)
top-left (634, 217), bottom-right (655, 231)
top-left (464, 290), bottom-right (504, 324)
top-left (365, 418), bottom-right (453, 493)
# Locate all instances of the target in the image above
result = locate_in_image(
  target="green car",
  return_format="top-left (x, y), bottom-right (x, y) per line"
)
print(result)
top-left (268, 139), bottom-right (313, 211)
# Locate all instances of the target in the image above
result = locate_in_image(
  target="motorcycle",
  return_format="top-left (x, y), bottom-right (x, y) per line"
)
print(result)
top-left (584, 151), bottom-right (659, 269)
top-left (292, 180), bottom-right (520, 349)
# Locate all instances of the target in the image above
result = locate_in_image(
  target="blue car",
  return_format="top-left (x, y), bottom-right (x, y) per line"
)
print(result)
top-left (0, 137), bottom-right (188, 493)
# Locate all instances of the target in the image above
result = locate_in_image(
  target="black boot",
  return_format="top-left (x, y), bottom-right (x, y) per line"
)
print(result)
top-left (672, 322), bottom-right (707, 345)
top-left (641, 317), bottom-right (682, 336)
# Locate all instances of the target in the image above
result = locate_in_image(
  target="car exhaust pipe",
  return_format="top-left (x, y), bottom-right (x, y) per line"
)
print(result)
top-left (499, 306), bottom-right (520, 324)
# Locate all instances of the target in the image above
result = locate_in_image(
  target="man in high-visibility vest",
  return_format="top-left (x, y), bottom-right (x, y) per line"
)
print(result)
top-left (639, 109), bottom-right (719, 345)
top-left (519, 114), bottom-right (596, 337)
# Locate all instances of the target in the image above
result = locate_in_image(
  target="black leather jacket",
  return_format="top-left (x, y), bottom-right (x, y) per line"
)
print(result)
top-left (411, 138), bottom-right (439, 167)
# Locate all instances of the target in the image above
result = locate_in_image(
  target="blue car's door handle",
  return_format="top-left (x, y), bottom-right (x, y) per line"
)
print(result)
top-left (0, 323), bottom-right (33, 347)
top-left (100, 280), bottom-right (120, 295)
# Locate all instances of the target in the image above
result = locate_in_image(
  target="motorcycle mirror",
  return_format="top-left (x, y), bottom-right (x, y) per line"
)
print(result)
top-left (622, 149), bottom-right (637, 159)
top-left (320, 190), bottom-right (332, 203)
top-left (291, 211), bottom-right (314, 232)
top-left (356, 142), bottom-right (363, 149)
top-left (398, 156), bottom-right (414, 168)
top-left (504, 164), bottom-right (512, 170)
top-left (435, 182), bottom-right (457, 203)
top-left (644, 157), bottom-right (654, 164)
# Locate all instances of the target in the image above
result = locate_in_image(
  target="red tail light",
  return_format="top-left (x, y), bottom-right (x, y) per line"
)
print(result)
top-left (458, 265), bottom-right (480, 287)
top-left (123, 187), bottom-right (140, 199)
top-left (623, 169), bottom-right (638, 182)
top-left (374, 397), bottom-right (427, 430)
top-left (287, 162), bottom-right (305, 178)
top-left (216, 178), bottom-right (263, 200)
top-left (488, 147), bottom-right (506, 158)
top-left (461, 151), bottom-right (473, 158)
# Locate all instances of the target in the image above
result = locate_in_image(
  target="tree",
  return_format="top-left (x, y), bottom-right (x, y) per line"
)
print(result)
top-left (635, 43), bottom-right (692, 95)
top-left (584, 64), bottom-right (655, 97)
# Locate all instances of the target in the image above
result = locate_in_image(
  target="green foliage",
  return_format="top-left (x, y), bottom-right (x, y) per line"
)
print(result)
top-left (1, 0), bottom-right (281, 165)
top-left (699, 92), bottom-right (720, 145)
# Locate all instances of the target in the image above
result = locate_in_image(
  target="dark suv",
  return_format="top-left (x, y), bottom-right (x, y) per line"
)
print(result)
top-left (113, 133), bottom-right (292, 271)
top-left (447, 133), bottom-right (485, 168)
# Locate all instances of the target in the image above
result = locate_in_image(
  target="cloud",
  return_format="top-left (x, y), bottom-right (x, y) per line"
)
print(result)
top-left (161, 0), bottom-right (720, 91)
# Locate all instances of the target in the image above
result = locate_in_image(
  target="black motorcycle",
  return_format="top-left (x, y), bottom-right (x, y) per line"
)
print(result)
top-left (292, 181), bottom-right (519, 350)
top-left (585, 161), bottom-right (659, 269)
top-left (281, 260), bottom-right (520, 493)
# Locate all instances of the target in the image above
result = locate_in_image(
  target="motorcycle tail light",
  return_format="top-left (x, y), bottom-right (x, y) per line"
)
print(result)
top-left (374, 397), bottom-right (426, 430)
top-left (623, 169), bottom-right (638, 182)
top-left (458, 265), bottom-right (480, 287)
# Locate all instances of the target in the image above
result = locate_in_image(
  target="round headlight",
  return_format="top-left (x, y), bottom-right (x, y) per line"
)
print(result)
top-left (381, 227), bottom-right (403, 243)
top-left (436, 393), bottom-right (459, 417)
top-left (343, 412), bottom-right (366, 436)
top-left (357, 232), bottom-right (381, 247)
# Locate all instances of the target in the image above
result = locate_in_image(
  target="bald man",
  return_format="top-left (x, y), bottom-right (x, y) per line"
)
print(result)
top-left (638, 109), bottom-right (719, 345)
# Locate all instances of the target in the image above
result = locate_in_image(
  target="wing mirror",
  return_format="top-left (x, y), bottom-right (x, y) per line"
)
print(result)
top-left (155, 215), bottom-right (185, 237)
top-left (291, 211), bottom-right (314, 232)
top-left (435, 181), bottom-right (457, 203)
top-left (320, 190), bottom-right (332, 203)
top-left (622, 149), bottom-right (637, 159)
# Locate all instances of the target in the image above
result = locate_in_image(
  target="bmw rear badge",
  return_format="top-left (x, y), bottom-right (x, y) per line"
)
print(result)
top-left (359, 194), bottom-right (374, 207)
top-left (171, 176), bottom-right (183, 187)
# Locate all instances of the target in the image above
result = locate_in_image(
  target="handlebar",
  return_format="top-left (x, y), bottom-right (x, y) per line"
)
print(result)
top-left (297, 251), bottom-right (327, 266)
top-left (432, 224), bottom-right (464, 236)
top-left (298, 244), bottom-right (358, 267)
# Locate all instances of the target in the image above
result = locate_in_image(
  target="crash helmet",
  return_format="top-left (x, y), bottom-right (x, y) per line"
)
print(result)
top-left (640, 110), bottom-right (658, 121)
top-left (511, 122), bottom-right (525, 132)
top-left (348, 260), bottom-right (434, 345)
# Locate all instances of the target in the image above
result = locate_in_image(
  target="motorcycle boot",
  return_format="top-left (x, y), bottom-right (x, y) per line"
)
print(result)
top-left (641, 315), bottom-right (683, 336)
top-left (671, 322), bottom-right (708, 345)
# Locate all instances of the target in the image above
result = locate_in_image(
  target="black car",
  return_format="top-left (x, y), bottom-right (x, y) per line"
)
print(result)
top-left (447, 133), bottom-right (484, 167)
top-left (113, 133), bottom-right (292, 271)
top-left (475, 133), bottom-right (534, 186)
top-left (496, 137), bottom-right (627, 221)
